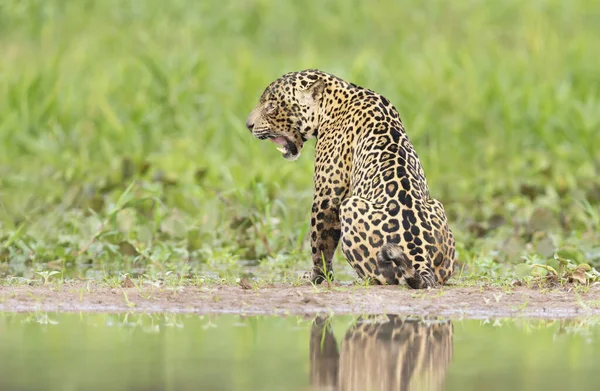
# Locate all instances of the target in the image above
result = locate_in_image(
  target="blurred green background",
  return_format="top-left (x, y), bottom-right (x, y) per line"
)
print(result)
top-left (0, 0), bottom-right (599, 281)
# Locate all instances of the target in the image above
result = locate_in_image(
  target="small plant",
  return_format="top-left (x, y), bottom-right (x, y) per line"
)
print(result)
top-left (122, 291), bottom-right (136, 308)
top-left (526, 253), bottom-right (600, 286)
top-left (35, 270), bottom-right (61, 285)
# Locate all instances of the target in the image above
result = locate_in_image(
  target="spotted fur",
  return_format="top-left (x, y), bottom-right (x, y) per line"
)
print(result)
top-left (310, 315), bottom-right (454, 391)
top-left (246, 69), bottom-right (455, 288)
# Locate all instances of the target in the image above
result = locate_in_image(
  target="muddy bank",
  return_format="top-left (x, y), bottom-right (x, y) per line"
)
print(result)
top-left (1, 282), bottom-right (600, 318)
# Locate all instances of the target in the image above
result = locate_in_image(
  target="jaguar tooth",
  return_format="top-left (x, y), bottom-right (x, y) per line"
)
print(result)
top-left (277, 147), bottom-right (286, 153)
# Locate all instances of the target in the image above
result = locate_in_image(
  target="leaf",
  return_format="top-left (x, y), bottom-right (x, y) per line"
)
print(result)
top-left (3, 222), bottom-right (28, 249)
top-left (160, 209), bottom-right (187, 239)
top-left (531, 264), bottom-right (558, 276)
top-left (577, 263), bottom-right (592, 272)
top-left (116, 209), bottom-right (137, 233)
top-left (502, 235), bottom-right (527, 261)
top-left (532, 232), bottom-right (555, 258)
top-left (113, 181), bottom-right (137, 212)
top-left (119, 241), bottom-right (138, 256)
top-left (528, 207), bottom-right (559, 233)
top-left (86, 194), bottom-right (105, 213)
top-left (121, 157), bottom-right (135, 180)
top-left (553, 254), bottom-right (570, 266)
top-left (571, 266), bottom-right (587, 285)
top-left (187, 228), bottom-right (204, 251)
top-left (556, 246), bottom-right (586, 264)
top-left (515, 263), bottom-right (532, 278)
top-left (137, 225), bottom-right (153, 243)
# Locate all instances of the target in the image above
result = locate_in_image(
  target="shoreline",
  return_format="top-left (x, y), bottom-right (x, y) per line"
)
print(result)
top-left (1, 282), bottom-right (599, 319)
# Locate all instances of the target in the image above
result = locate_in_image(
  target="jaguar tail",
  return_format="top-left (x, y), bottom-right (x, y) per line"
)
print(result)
top-left (376, 243), bottom-right (437, 289)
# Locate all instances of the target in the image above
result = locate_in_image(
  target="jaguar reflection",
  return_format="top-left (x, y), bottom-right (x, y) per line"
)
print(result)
top-left (310, 315), bottom-right (454, 391)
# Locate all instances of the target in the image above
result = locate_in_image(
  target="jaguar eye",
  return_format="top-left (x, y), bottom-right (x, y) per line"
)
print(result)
top-left (265, 102), bottom-right (277, 115)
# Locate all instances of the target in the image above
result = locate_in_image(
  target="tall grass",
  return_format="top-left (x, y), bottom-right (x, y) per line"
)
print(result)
top-left (0, 0), bottom-right (598, 278)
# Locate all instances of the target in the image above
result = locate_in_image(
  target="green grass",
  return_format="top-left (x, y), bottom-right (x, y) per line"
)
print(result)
top-left (0, 0), bottom-right (599, 284)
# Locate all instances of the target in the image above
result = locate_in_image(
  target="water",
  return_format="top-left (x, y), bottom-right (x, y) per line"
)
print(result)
top-left (0, 313), bottom-right (599, 391)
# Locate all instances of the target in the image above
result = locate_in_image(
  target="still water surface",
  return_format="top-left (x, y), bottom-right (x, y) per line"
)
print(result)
top-left (0, 313), bottom-right (599, 391)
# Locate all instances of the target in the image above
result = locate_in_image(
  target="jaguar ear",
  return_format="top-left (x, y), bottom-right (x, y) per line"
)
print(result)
top-left (307, 79), bottom-right (325, 99)
top-left (298, 79), bottom-right (325, 105)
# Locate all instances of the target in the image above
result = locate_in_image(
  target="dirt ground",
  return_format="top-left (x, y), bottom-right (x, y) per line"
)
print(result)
top-left (2, 281), bottom-right (600, 318)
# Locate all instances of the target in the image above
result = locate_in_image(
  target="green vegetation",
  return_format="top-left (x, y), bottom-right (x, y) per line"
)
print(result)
top-left (0, 0), bottom-right (599, 285)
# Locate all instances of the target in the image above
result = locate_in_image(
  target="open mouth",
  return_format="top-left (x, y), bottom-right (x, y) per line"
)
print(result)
top-left (268, 136), bottom-right (298, 158)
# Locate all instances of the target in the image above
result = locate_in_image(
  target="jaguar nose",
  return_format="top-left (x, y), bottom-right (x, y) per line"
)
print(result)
top-left (245, 119), bottom-right (254, 131)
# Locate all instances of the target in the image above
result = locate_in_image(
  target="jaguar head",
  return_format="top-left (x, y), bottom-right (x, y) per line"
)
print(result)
top-left (245, 70), bottom-right (324, 161)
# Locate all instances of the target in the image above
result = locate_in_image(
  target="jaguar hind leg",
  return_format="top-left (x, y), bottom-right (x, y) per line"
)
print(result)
top-left (340, 197), bottom-right (392, 285)
top-left (340, 196), bottom-right (439, 288)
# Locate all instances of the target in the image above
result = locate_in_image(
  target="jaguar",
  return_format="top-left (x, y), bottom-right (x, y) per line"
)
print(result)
top-left (309, 315), bottom-right (454, 391)
top-left (245, 69), bottom-right (455, 288)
